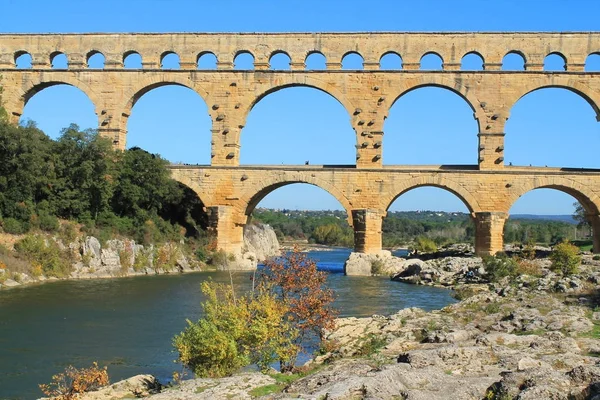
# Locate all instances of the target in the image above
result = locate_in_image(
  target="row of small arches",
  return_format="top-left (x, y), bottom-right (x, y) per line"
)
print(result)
top-left (12, 50), bottom-right (600, 71)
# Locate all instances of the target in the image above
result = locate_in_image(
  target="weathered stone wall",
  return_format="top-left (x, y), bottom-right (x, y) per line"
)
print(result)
top-left (0, 32), bottom-right (599, 169)
top-left (1, 32), bottom-right (599, 256)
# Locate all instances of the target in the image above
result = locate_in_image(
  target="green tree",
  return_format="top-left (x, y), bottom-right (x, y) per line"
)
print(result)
top-left (550, 241), bottom-right (581, 276)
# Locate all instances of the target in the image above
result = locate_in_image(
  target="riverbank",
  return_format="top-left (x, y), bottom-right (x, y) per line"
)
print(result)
top-left (77, 252), bottom-right (600, 399)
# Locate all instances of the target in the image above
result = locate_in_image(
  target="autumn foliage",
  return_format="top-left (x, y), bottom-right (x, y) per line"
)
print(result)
top-left (39, 362), bottom-right (109, 399)
top-left (173, 247), bottom-right (337, 377)
top-left (260, 246), bottom-right (337, 370)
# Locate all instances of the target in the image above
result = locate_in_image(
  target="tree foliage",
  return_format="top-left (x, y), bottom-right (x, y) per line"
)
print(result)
top-left (0, 120), bottom-right (208, 244)
top-left (550, 241), bottom-right (581, 276)
top-left (173, 249), bottom-right (337, 377)
top-left (483, 253), bottom-right (519, 282)
top-left (39, 362), bottom-right (109, 400)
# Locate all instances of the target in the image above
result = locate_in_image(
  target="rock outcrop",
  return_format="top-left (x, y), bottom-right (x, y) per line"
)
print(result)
top-left (343, 251), bottom-right (407, 276)
top-left (226, 223), bottom-right (280, 271)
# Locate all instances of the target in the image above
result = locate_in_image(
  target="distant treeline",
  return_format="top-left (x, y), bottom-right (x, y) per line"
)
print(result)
top-left (252, 208), bottom-right (585, 248)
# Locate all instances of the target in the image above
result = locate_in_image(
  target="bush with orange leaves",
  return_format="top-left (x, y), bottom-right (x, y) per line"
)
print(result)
top-left (39, 362), bottom-right (109, 399)
top-left (259, 246), bottom-right (338, 372)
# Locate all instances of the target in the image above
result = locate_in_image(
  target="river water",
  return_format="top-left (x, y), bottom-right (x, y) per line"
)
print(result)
top-left (0, 248), bottom-right (455, 399)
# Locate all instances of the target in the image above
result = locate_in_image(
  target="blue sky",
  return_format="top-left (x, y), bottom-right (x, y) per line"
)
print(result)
top-left (9, 0), bottom-right (600, 215)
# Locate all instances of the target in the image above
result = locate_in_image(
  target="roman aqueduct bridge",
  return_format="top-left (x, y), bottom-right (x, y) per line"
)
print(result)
top-left (1, 32), bottom-right (600, 261)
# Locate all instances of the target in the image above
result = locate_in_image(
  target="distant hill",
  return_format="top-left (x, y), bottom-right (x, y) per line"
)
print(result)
top-left (509, 214), bottom-right (577, 224)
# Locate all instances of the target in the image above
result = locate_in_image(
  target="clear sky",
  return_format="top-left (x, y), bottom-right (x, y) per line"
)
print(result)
top-left (9, 0), bottom-right (600, 215)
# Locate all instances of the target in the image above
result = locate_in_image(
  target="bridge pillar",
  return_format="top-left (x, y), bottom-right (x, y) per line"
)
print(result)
top-left (478, 110), bottom-right (507, 169)
top-left (474, 212), bottom-right (507, 255)
top-left (207, 206), bottom-right (245, 254)
top-left (352, 209), bottom-right (383, 254)
top-left (587, 213), bottom-right (600, 254)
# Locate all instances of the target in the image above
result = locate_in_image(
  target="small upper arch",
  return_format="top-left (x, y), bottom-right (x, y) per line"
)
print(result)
top-left (234, 50), bottom-right (255, 70)
top-left (50, 51), bottom-right (68, 69)
top-left (502, 50), bottom-right (527, 71)
top-left (544, 52), bottom-right (567, 71)
top-left (420, 51), bottom-right (444, 70)
top-left (197, 51), bottom-right (217, 69)
top-left (123, 51), bottom-right (143, 69)
top-left (379, 51), bottom-right (402, 70)
top-left (305, 50), bottom-right (327, 70)
top-left (341, 51), bottom-right (364, 70)
top-left (14, 50), bottom-right (32, 69)
top-left (461, 51), bottom-right (485, 71)
top-left (86, 50), bottom-right (105, 69)
top-left (160, 51), bottom-right (180, 69)
top-left (269, 50), bottom-right (291, 70)
top-left (585, 52), bottom-right (600, 72)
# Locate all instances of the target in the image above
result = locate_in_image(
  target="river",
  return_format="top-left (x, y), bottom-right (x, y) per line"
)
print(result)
top-left (0, 248), bottom-right (455, 399)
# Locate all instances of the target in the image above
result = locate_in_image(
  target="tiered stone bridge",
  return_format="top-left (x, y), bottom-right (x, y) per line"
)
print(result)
top-left (1, 32), bottom-right (600, 257)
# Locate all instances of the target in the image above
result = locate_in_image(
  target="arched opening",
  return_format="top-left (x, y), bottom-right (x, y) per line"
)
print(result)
top-left (246, 183), bottom-right (353, 248)
top-left (87, 51), bottom-right (105, 69)
top-left (507, 188), bottom-right (593, 248)
top-left (461, 52), bottom-right (484, 71)
top-left (544, 52), bottom-right (567, 72)
top-left (14, 51), bottom-right (32, 69)
top-left (420, 52), bottom-right (443, 70)
top-left (161, 52), bottom-right (180, 69)
top-left (305, 51), bottom-right (326, 70)
top-left (197, 52), bottom-right (217, 69)
top-left (384, 86), bottom-right (478, 165)
top-left (19, 84), bottom-right (97, 139)
top-left (50, 52), bottom-right (68, 69)
top-left (585, 53), bottom-right (600, 72)
top-left (505, 87), bottom-right (600, 168)
top-left (341, 52), bottom-right (363, 70)
top-left (269, 51), bottom-right (291, 70)
top-left (123, 51), bottom-right (142, 69)
top-left (502, 51), bottom-right (526, 71)
top-left (241, 86), bottom-right (355, 165)
top-left (384, 186), bottom-right (474, 250)
top-left (234, 51), bottom-right (254, 70)
top-left (379, 52), bottom-right (402, 70)
top-left (126, 85), bottom-right (212, 164)
top-left (161, 181), bottom-right (209, 238)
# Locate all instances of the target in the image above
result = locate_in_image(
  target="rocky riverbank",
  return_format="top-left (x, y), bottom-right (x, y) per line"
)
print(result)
top-left (0, 222), bottom-right (279, 290)
top-left (78, 251), bottom-right (600, 399)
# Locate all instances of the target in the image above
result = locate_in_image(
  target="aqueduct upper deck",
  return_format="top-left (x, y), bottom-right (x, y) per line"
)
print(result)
top-left (1, 32), bottom-right (599, 262)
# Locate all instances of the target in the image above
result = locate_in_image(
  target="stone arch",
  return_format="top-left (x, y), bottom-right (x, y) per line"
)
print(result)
top-left (120, 76), bottom-right (211, 117)
top-left (123, 50), bottom-right (143, 68)
top-left (18, 78), bottom-right (100, 115)
top-left (382, 175), bottom-right (482, 214)
top-left (508, 82), bottom-right (600, 122)
top-left (241, 78), bottom-right (357, 126)
top-left (234, 50), bottom-right (255, 70)
top-left (341, 51), bottom-right (364, 70)
top-left (50, 51), bottom-right (68, 69)
top-left (160, 51), bottom-right (180, 69)
top-left (502, 50), bottom-right (527, 71)
top-left (379, 51), bottom-right (402, 70)
top-left (461, 51), bottom-right (485, 70)
top-left (420, 51), bottom-right (444, 70)
top-left (197, 51), bottom-right (217, 69)
top-left (305, 50), bottom-right (327, 70)
top-left (269, 50), bottom-right (291, 70)
top-left (86, 50), bottom-right (105, 68)
top-left (387, 77), bottom-right (483, 131)
top-left (239, 173), bottom-right (353, 222)
top-left (14, 50), bottom-right (32, 68)
top-left (507, 177), bottom-right (600, 215)
top-left (544, 51), bottom-right (567, 71)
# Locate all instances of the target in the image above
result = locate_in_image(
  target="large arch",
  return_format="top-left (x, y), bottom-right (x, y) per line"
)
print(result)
top-left (507, 178), bottom-right (600, 216)
top-left (19, 82), bottom-right (98, 138)
top-left (505, 86), bottom-right (600, 168)
top-left (240, 84), bottom-right (356, 165)
top-left (382, 176), bottom-right (482, 214)
top-left (238, 174), bottom-right (353, 222)
top-left (126, 83), bottom-right (212, 164)
top-left (384, 84), bottom-right (480, 165)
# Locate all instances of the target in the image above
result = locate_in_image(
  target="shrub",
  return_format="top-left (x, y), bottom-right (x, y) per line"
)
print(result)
top-left (516, 259), bottom-right (542, 277)
top-left (2, 218), bottom-right (27, 234)
top-left (173, 281), bottom-right (295, 377)
top-left (550, 241), bottom-right (581, 276)
top-left (38, 213), bottom-right (60, 232)
top-left (195, 247), bottom-right (208, 262)
top-left (593, 255), bottom-right (600, 261)
top-left (39, 362), bottom-right (109, 400)
top-left (59, 222), bottom-right (78, 243)
top-left (371, 259), bottom-right (384, 275)
top-left (412, 236), bottom-right (437, 253)
top-left (133, 249), bottom-right (150, 272)
top-left (208, 249), bottom-right (230, 268)
top-left (14, 235), bottom-right (71, 278)
top-left (483, 253), bottom-right (518, 282)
